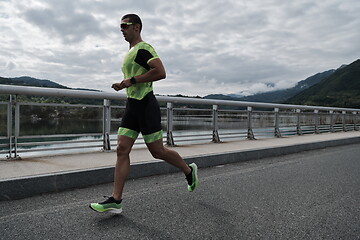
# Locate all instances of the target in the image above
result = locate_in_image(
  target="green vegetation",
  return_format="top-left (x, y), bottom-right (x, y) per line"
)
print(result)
top-left (286, 59), bottom-right (360, 108)
top-left (204, 70), bottom-right (335, 103)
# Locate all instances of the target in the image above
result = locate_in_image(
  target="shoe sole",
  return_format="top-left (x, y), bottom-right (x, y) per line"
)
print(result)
top-left (89, 205), bottom-right (123, 214)
top-left (188, 163), bottom-right (198, 192)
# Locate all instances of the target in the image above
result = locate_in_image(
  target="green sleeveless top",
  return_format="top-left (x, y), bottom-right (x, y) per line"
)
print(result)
top-left (122, 42), bottom-right (159, 100)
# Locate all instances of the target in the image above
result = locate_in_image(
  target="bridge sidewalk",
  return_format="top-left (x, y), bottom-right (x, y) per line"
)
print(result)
top-left (1, 131), bottom-right (360, 200)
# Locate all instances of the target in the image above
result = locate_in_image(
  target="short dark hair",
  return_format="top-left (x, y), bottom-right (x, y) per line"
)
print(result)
top-left (122, 14), bottom-right (142, 32)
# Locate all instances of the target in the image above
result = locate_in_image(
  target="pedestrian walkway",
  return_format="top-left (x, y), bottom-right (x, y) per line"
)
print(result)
top-left (1, 131), bottom-right (360, 200)
top-left (1, 131), bottom-right (359, 180)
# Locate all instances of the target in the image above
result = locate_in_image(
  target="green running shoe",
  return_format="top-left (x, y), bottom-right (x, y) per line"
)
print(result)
top-left (186, 163), bottom-right (199, 192)
top-left (89, 196), bottom-right (123, 214)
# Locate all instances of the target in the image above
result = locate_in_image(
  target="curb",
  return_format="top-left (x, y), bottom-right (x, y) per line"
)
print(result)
top-left (1, 136), bottom-right (360, 201)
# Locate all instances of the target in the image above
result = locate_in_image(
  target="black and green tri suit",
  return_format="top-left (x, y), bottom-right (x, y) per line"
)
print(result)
top-left (118, 42), bottom-right (163, 143)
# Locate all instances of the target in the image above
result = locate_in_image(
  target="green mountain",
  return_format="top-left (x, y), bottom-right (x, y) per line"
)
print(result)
top-left (286, 59), bottom-right (360, 108)
top-left (0, 76), bottom-right (69, 89)
top-left (241, 69), bottom-right (336, 103)
top-left (0, 76), bottom-right (104, 105)
top-left (204, 69), bottom-right (336, 103)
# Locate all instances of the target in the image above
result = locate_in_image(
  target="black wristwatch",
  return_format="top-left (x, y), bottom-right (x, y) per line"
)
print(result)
top-left (130, 77), bottom-right (137, 84)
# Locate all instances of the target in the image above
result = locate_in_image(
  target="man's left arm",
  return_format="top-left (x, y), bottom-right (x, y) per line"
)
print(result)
top-left (133, 58), bottom-right (166, 83)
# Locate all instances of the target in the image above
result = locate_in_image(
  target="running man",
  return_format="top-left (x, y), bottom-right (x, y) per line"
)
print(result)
top-left (90, 14), bottom-right (198, 214)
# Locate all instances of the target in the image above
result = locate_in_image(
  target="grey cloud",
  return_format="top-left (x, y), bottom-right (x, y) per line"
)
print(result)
top-left (23, 7), bottom-right (104, 43)
top-left (6, 61), bottom-right (16, 70)
top-left (2, 0), bottom-right (359, 96)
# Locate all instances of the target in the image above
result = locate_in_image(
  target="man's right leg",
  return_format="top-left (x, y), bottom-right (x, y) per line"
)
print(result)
top-left (112, 135), bottom-right (136, 200)
top-left (89, 135), bottom-right (135, 214)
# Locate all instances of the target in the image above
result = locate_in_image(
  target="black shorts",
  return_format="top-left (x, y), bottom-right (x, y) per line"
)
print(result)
top-left (118, 91), bottom-right (163, 143)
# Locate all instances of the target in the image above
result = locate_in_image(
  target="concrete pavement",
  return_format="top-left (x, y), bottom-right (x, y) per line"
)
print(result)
top-left (1, 131), bottom-right (360, 200)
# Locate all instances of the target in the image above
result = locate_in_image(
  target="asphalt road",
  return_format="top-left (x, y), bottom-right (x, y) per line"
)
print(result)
top-left (1, 143), bottom-right (359, 240)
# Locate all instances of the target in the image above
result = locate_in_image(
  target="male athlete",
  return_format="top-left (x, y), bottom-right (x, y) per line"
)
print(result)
top-left (90, 14), bottom-right (198, 214)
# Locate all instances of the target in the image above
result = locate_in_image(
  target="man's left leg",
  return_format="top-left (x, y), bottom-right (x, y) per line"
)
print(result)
top-left (146, 139), bottom-right (199, 191)
top-left (147, 139), bottom-right (190, 173)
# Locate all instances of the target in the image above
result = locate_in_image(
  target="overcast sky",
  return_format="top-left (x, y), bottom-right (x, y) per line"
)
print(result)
top-left (1, 0), bottom-right (359, 96)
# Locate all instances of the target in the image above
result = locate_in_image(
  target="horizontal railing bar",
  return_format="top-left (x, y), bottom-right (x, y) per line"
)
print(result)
top-left (253, 131), bottom-right (274, 134)
top-left (220, 135), bottom-right (247, 139)
top-left (109, 142), bottom-right (146, 147)
top-left (1, 84), bottom-right (359, 112)
top-left (17, 139), bottom-right (102, 147)
top-left (219, 135), bottom-right (248, 138)
top-left (173, 137), bottom-right (212, 142)
top-left (18, 102), bottom-right (103, 108)
top-left (16, 144), bottom-right (104, 153)
top-left (219, 109), bottom-right (246, 113)
top-left (172, 133), bottom-right (212, 138)
top-left (18, 133), bottom-right (103, 139)
top-left (173, 134), bottom-right (212, 139)
top-left (0, 85), bottom-right (128, 101)
top-left (174, 115), bottom-right (212, 117)
top-left (219, 131), bottom-right (248, 135)
top-left (174, 108), bottom-right (212, 112)
top-left (280, 128), bottom-right (297, 131)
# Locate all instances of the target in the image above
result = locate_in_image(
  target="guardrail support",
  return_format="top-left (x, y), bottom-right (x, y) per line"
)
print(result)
top-left (314, 110), bottom-right (320, 134)
top-left (296, 109), bottom-right (302, 135)
top-left (342, 111), bottom-right (347, 132)
top-left (14, 98), bottom-right (20, 158)
top-left (329, 110), bottom-right (335, 133)
top-left (274, 108), bottom-right (281, 138)
top-left (247, 107), bottom-right (255, 140)
top-left (353, 111), bottom-right (358, 131)
top-left (212, 105), bottom-right (220, 143)
top-left (7, 95), bottom-right (13, 159)
top-left (166, 102), bottom-right (175, 146)
top-left (102, 99), bottom-right (111, 151)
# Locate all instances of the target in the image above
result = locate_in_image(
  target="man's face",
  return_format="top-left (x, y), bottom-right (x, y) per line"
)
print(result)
top-left (120, 18), bottom-right (137, 43)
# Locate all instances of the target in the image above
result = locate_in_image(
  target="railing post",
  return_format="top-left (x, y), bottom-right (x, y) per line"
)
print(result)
top-left (102, 99), bottom-right (111, 151)
top-left (14, 99), bottom-right (20, 158)
top-left (166, 102), bottom-right (175, 146)
top-left (247, 107), bottom-right (255, 140)
top-left (7, 95), bottom-right (13, 159)
top-left (296, 109), bottom-right (302, 135)
top-left (353, 111), bottom-right (358, 131)
top-left (212, 105), bottom-right (220, 143)
top-left (329, 110), bottom-right (335, 133)
top-left (342, 111), bottom-right (347, 132)
top-left (274, 108), bottom-right (281, 138)
top-left (314, 110), bottom-right (320, 134)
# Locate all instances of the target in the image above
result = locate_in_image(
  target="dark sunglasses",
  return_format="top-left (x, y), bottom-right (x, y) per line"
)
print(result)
top-left (120, 22), bottom-right (134, 29)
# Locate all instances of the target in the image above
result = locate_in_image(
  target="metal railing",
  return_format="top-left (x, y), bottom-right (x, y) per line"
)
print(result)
top-left (0, 84), bottom-right (359, 159)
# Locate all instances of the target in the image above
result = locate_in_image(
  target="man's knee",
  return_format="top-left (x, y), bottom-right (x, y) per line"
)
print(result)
top-left (116, 144), bottom-right (131, 157)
